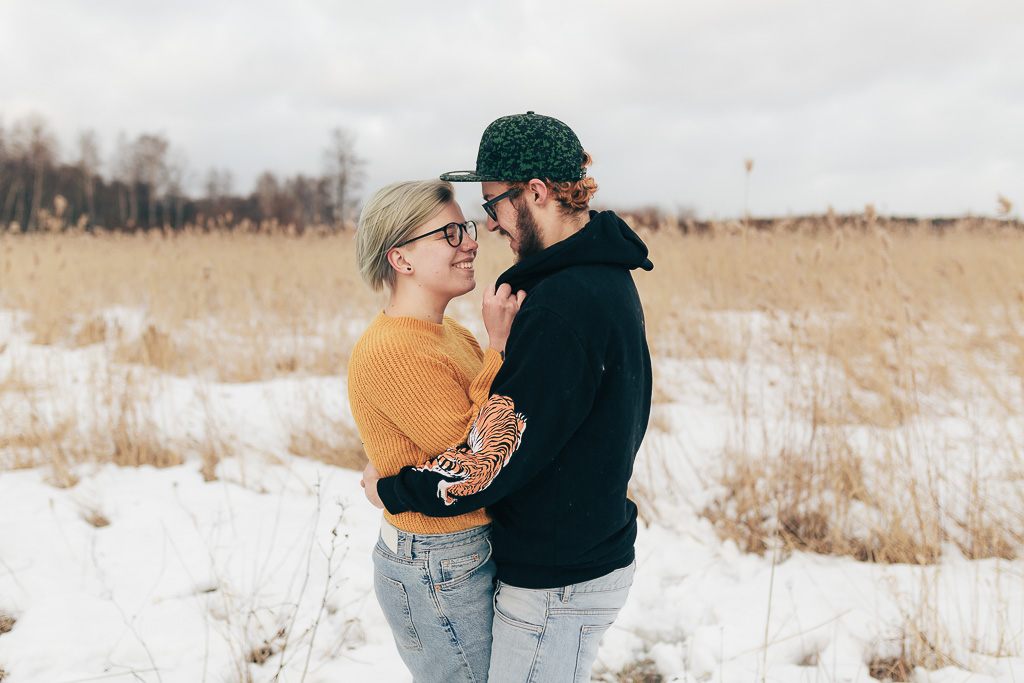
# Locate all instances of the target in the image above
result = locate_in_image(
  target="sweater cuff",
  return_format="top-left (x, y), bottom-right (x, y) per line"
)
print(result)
top-left (471, 348), bottom-right (504, 399)
top-left (377, 475), bottom-right (410, 515)
top-left (483, 346), bottom-right (504, 367)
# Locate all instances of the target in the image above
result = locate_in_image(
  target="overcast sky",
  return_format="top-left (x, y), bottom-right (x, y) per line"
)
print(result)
top-left (2, 0), bottom-right (1022, 219)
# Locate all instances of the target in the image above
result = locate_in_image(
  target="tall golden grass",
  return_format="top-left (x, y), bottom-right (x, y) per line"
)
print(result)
top-left (631, 214), bottom-right (1024, 569)
top-left (2, 214), bottom-right (1023, 571)
top-left (2, 228), bottom-right (383, 380)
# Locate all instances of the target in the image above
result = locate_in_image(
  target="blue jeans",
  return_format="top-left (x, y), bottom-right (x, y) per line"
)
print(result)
top-left (372, 520), bottom-right (496, 683)
top-left (487, 561), bottom-right (636, 683)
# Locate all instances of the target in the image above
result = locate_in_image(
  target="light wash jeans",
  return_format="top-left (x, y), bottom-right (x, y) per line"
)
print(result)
top-left (487, 561), bottom-right (636, 683)
top-left (372, 519), bottom-right (496, 683)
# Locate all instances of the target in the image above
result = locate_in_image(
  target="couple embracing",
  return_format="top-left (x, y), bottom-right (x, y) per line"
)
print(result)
top-left (348, 112), bottom-right (653, 683)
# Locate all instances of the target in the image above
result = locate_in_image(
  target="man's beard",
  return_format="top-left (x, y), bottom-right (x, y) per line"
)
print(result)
top-left (514, 199), bottom-right (544, 262)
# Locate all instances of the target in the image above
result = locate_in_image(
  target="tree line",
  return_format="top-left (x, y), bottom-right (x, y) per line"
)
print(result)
top-left (0, 113), bottom-right (365, 233)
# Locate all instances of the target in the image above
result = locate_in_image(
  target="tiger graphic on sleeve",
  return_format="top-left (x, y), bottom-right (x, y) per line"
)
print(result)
top-left (416, 394), bottom-right (527, 505)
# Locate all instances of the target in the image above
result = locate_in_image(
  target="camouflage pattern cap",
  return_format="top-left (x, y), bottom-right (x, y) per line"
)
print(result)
top-left (441, 111), bottom-right (586, 183)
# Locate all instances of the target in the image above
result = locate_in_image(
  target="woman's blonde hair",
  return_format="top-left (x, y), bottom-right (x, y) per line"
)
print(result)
top-left (355, 179), bottom-right (454, 292)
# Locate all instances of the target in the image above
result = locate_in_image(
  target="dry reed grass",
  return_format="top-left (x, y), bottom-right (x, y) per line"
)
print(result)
top-left (864, 569), bottom-right (978, 682)
top-left (2, 229), bottom-right (384, 381)
top-left (0, 366), bottom-right (187, 484)
top-left (287, 400), bottom-right (368, 472)
top-left (629, 214), bottom-right (1024, 566)
top-left (2, 216), bottom-right (1022, 565)
top-left (609, 658), bottom-right (663, 683)
top-left (0, 613), bottom-right (12, 682)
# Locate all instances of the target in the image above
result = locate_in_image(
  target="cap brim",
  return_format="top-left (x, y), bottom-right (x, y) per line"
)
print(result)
top-left (439, 170), bottom-right (497, 182)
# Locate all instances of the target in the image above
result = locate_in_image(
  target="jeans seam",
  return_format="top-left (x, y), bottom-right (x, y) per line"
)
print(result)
top-left (437, 541), bottom-right (493, 591)
top-left (397, 528), bottom-right (490, 552)
top-left (434, 534), bottom-right (488, 550)
top-left (575, 623), bottom-right (613, 683)
top-left (549, 608), bottom-right (622, 616)
top-left (374, 544), bottom-right (427, 567)
top-left (528, 617), bottom-right (548, 683)
top-left (418, 560), bottom-right (484, 680)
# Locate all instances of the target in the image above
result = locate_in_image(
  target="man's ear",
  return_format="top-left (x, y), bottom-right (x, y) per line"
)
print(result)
top-left (526, 178), bottom-right (550, 206)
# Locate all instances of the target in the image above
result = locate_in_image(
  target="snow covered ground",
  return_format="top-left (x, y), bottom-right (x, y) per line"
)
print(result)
top-left (1, 306), bottom-right (1022, 683)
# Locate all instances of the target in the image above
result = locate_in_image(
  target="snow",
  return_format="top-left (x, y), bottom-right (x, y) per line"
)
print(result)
top-left (1, 306), bottom-right (1023, 683)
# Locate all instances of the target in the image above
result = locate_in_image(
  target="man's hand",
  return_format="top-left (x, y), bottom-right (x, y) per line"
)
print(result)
top-left (361, 461), bottom-right (385, 509)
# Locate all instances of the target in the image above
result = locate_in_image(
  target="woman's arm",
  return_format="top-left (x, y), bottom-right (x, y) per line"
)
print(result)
top-left (350, 284), bottom-right (524, 463)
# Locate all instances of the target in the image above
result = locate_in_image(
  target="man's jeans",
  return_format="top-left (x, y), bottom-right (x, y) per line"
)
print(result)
top-left (373, 520), bottom-right (496, 683)
top-left (487, 561), bottom-right (636, 683)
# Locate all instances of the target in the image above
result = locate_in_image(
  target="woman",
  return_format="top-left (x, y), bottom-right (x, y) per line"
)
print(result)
top-left (348, 179), bottom-right (523, 682)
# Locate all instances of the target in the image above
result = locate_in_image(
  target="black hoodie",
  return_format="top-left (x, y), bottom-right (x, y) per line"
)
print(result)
top-left (377, 210), bottom-right (654, 588)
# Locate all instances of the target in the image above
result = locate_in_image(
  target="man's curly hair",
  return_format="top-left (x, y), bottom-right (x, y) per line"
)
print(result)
top-left (505, 152), bottom-right (598, 215)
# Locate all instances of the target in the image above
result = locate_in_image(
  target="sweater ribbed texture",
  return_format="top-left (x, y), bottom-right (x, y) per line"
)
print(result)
top-left (348, 311), bottom-right (500, 533)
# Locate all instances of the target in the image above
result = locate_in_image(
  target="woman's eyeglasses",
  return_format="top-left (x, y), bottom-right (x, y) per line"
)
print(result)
top-left (394, 221), bottom-right (477, 249)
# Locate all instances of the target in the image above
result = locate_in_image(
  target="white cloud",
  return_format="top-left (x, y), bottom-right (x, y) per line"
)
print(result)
top-left (2, 0), bottom-right (1023, 217)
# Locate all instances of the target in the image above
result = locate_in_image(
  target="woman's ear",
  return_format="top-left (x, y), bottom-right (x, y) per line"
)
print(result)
top-left (387, 247), bottom-right (413, 274)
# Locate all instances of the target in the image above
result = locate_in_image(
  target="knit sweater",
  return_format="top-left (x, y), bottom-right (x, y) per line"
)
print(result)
top-left (347, 311), bottom-right (501, 534)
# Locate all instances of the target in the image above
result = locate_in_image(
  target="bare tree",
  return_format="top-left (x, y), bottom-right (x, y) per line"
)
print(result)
top-left (204, 167), bottom-right (233, 200)
top-left (1, 122), bottom-right (203, 232)
top-left (113, 132), bottom-right (137, 226)
top-left (204, 168), bottom-right (221, 204)
top-left (286, 174), bottom-right (318, 227)
top-left (0, 118), bottom-right (12, 230)
top-left (322, 127), bottom-right (365, 226)
top-left (164, 147), bottom-right (189, 229)
top-left (12, 114), bottom-right (59, 232)
top-left (0, 118), bottom-right (8, 227)
top-left (254, 171), bottom-right (280, 222)
top-left (204, 167), bottom-right (234, 217)
top-left (76, 130), bottom-right (102, 227)
top-left (132, 134), bottom-right (170, 227)
top-left (315, 176), bottom-right (332, 225)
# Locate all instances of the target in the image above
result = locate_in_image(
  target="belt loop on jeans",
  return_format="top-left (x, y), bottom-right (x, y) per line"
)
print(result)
top-left (561, 583), bottom-right (573, 603)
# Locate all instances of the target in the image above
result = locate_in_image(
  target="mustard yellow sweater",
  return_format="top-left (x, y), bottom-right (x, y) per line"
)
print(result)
top-left (347, 311), bottom-right (501, 534)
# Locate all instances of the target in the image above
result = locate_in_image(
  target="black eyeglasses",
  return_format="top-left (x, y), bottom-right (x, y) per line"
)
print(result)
top-left (394, 221), bottom-right (477, 249)
top-left (482, 189), bottom-right (518, 220)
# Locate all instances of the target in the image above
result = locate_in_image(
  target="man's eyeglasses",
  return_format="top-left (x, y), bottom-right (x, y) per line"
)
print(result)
top-left (482, 189), bottom-right (517, 220)
top-left (394, 221), bottom-right (477, 249)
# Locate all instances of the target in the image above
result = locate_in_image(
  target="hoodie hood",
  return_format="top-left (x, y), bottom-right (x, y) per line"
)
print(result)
top-left (496, 210), bottom-right (654, 291)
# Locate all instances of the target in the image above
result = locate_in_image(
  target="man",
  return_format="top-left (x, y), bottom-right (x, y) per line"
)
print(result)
top-left (362, 111), bottom-right (653, 682)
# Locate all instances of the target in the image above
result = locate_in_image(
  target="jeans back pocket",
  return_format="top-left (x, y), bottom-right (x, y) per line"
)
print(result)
top-left (373, 571), bottom-right (422, 651)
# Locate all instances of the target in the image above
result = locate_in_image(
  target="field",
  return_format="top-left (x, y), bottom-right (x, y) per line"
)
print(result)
top-left (1, 213), bottom-right (1023, 682)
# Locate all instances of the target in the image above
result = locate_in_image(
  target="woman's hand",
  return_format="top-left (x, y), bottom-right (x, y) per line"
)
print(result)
top-left (482, 283), bottom-right (526, 354)
top-left (361, 461), bottom-right (385, 509)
